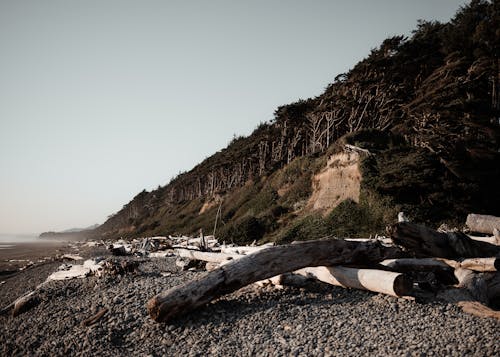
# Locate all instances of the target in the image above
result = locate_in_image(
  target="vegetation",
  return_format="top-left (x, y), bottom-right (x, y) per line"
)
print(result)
top-left (92, 1), bottom-right (500, 244)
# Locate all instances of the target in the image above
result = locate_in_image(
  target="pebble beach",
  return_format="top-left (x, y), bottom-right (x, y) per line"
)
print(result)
top-left (1, 243), bottom-right (499, 357)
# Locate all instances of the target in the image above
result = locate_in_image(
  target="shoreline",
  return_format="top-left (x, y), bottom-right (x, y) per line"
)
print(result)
top-left (0, 240), bottom-right (78, 275)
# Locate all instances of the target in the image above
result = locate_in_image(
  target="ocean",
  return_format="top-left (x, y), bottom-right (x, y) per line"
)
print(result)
top-left (0, 234), bottom-right (38, 249)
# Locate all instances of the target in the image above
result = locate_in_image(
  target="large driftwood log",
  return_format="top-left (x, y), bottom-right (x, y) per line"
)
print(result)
top-left (176, 249), bottom-right (242, 263)
top-left (381, 257), bottom-right (499, 273)
top-left (389, 222), bottom-right (500, 258)
top-left (381, 258), bottom-right (451, 271)
top-left (457, 301), bottom-right (500, 320)
top-left (468, 234), bottom-right (500, 246)
top-left (220, 243), bottom-right (274, 255)
top-left (466, 214), bottom-right (500, 235)
top-left (289, 266), bottom-right (413, 297)
top-left (454, 268), bottom-right (489, 304)
top-left (147, 239), bottom-right (405, 322)
top-left (458, 258), bottom-right (499, 272)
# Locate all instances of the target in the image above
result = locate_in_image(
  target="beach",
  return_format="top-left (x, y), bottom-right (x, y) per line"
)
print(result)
top-left (0, 240), bottom-right (74, 274)
top-left (1, 241), bottom-right (499, 356)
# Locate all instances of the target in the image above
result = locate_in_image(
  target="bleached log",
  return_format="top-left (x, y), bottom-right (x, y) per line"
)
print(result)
top-left (176, 249), bottom-right (242, 263)
top-left (468, 235), bottom-right (500, 246)
top-left (149, 251), bottom-right (175, 258)
top-left (11, 290), bottom-right (40, 317)
top-left (220, 243), bottom-right (274, 255)
top-left (61, 254), bottom-right (84, 261)
top-left (390, 222), bottom-right (500, 258)
top-left (147, 239), bottom-right (406, 322)
top-left (457, 301), bottom-right (500, 320)
top-left (290, 266), bottom-right (412, 297)
top-left (345, 237), bottom-right (393, 244)
top-left (47, 265), bottom-right (91, 281)
top-left (46, 259), bottom-right (104, 281)
top-left (172, 244), bottom-right (202, 250)
top-left (381, 257), bottom-right (498, 273)
top-left (454, 268), bottom-right (489, 303)
top-left (466, 214), bottom-right (500, 235)
top-left (458, 258), bottom-right (499, 272)
top-left (381, 258), bottom-right (450, 270)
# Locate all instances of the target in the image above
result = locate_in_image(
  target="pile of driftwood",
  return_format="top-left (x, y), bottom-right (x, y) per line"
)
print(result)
top-left (2, 214), bottom-right (499, 323)
top-left (147, 213), bottom-right (500, 323)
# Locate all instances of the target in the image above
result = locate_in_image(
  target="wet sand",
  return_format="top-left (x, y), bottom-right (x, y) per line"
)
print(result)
top-left (0, 240), bottom-right (72, 274)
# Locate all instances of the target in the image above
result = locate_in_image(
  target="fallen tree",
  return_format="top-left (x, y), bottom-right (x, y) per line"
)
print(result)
top-left (389, 222), bottom-right (500, 258)
top-left (147, 239), bottom-right (406, 322)
top-left (176, 249), bottom-right (242, 263)
top-left (278, 266), bottom-right (413, 297)
top-left (466, 214), bottom-right (500, 235)
top-left (381, 257), bottom-right (499, 273)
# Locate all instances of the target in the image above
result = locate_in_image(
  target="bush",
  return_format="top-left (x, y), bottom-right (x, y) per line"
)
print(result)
top-left (274, 214), bottom-right (329, 244)
top-left (217, 216), bottom-right (265, 245)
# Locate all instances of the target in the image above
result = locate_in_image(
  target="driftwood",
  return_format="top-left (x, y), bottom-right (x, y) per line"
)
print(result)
top-left (220, 243), bottom-right (274, 255)
top-left (457, 258), bottom-right (499, 272)
top-left (454, 268), bottom-right (489, 304)
top-left (468, 234), bottom-right (500, 246)
top-left (81, 308), bottom-right (109, 326)
top-left (390, 222), bottom-right (500, 258)
top-left (176, 249), bottom-right (242, 263)
top-left (457, 301), bottom-right (500, 320)
top-left (381, 257), bottom-right (499, 273)
top-left (466, 214), bottom-right (500, 235)
top-left (147, 239), bottom-right (405, 322)
top-left (437, 268), bottom-right (500, 309)
top-left (0, 280), bottom-right (50, 317)
top-left (381, 258), bottom-right (451, 271)
top-left (282, 266), bottom-right (412, 297)
top-left (61, 254), bottom-right (84, 261)
top-left (12, 289), bottom-right (42, 317)
top-left (2, 259), bottom-right (106, 316)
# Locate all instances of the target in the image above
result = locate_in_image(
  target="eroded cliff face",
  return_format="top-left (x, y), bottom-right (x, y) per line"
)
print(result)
top-left (307, 150), bottom-right (362, 214)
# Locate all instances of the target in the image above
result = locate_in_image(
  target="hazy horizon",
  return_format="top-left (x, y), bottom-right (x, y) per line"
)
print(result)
top-left (0, 0), bottom-right (467, 235)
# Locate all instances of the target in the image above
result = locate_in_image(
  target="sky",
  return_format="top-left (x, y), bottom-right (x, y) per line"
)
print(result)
top-left (0, 0), bottom-right (467, 235)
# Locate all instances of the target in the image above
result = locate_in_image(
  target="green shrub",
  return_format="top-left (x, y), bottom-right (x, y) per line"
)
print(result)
top-left (274, 214), bottom-right (329, 244)
top-left (325, 192), bottom-right (395, 238)
top-left (217, 215), bottom-right (265, 245)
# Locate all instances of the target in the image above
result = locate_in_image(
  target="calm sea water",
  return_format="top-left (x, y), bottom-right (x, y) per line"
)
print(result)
top-left (0, 234), bottom-right (38, 248)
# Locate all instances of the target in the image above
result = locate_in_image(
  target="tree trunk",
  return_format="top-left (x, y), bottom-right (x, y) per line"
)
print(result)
top-left (466, 214), bottom-right (500, 235)
top-left (176, 249), bottom-right (242, 263)
top-left (454, 268), bottom-right (489, 304)
top-left (147, 239), bottom-right (405, 322)
top-left (389, 222), bottom-right (500, 258)
top-left (381, 258), bottom-right (452, 271)
top-left (381, 257), bottom-right (499, 273)
top-left (458, 258), bottom-right (499, 272)
top-left (287, 266), bottom-right (413, 297)
top-left (457, 301), bottom-right (500, 320)
top-left (468, 235), bottom-right (500, 246)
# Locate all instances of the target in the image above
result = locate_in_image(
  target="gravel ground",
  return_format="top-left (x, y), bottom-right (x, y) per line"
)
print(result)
top-left (1, 254), bottom-right (499, 356)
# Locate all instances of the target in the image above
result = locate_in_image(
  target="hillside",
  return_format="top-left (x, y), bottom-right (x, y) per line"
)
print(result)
top-left (89, 1), bottom-right (499, 243)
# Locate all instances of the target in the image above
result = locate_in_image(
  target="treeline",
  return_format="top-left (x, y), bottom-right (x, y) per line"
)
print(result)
top-left (96, 0), bottom-right (499, 237)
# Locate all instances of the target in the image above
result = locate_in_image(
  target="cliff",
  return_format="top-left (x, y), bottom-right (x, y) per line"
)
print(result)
top-left (88, 1), bottom-right (499, 243)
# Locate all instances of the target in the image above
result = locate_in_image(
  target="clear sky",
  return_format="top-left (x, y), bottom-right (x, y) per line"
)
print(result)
top-left (0, 0), bottom-right (467, 234)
